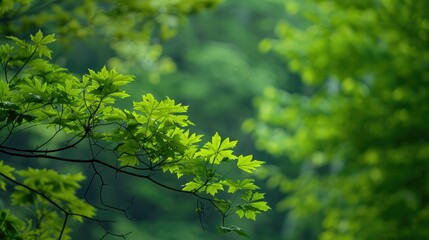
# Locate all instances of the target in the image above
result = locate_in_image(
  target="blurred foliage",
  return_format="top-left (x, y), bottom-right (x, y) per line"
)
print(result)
top-left (245, 0), bottom-right (429, 239)
top-left (138, 0), bottom-right (288, 142)
top-left (0, 0), bottom-right (222, 82)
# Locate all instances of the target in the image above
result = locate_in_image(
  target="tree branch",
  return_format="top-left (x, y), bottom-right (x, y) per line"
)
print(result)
top-left (0, 147), bottom-right (221, 205)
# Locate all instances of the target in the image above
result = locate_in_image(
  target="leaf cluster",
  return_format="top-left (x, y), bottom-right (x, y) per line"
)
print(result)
top-left (0, 31), bottom-right (268, 239)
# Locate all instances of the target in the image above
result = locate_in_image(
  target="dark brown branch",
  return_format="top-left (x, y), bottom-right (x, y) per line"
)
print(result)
top-left (59, 213), bottom-right (69, 240)
top-left (0, 148), bottom-right (219, 204)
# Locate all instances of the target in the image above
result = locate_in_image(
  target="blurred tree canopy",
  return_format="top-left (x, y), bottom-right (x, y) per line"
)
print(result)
top-left (246, 0), bottom-right (429, 239)
top-left (0, 0), bottom-right (222, 82)
top-left (0, 0), bottom-right (270, 239)
top-left (139, 0), bottom-right (287, 142)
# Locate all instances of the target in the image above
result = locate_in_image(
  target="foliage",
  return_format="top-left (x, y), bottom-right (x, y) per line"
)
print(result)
top-left (0, 0), bottom-right (222, 83)
top-left (121, 1), bottom-right (287, 238)
top-left (137, 0), bottom-right (288, 152)
top-left (0, 209), bottom-right (30, 240)
top-left (0, 29), bottom-right (268, 239)
top-left (245, 0), bottom-right (429, 239)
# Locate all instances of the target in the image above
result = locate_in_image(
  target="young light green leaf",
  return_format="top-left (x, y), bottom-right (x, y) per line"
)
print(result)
top-left (249, 201), bottom-right (271, 212)
top-left (36, 44), bottom-right (53, 59)
top-left (182, 179), bottom-right (203, 192)
top-left (224, 179), bottom-right (259, 193)
top-left (102, 107), bottom-right (127, 121)
top-left (236, 191), bottom-right (271, 220)
top-left (6, 36), bottom-right (27, 48)
top-left (236, 207), bottom-right (257, 220)
top-left (205, 182), bottom-right (224, 196)
top-left (39, 33), bottom-right (56, 45)
top-left (237, 155), bottom-right (264, 173)
top-left (199, 132), bottom-right (238, 164)
top-left (118, 154), bottom-right (139, 167)
top-left (30, 30), bottom-right (44, 43)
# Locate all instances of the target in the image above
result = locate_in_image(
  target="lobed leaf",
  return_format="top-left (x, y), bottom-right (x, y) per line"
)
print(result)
top-left (237, 155), bottom-right (264, 173)
top-left (199, 132), bottom-right (238, 164)
top-left (223, 179), bottom-right (259, 193)
top-left (236, 191), bottom-right (270, 220)
top-left (182, 179), bottom-right (204, 192)
top-left (205, 182), bottom-right (224, 196)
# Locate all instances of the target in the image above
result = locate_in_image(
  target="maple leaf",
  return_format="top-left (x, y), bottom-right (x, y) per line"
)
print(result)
top-left (237, 155), bottom-right (264, 173)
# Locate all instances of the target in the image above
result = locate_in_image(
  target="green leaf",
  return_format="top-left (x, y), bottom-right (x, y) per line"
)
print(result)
top-left (250, 201), bottom-right (271, 212)
top-left (103, 107), bottom-right (127, 121)
top-left (250, 192), bottom-right (265, 201)
top-left (224, 179), bottom-right (259, 193)
top-left (236, 207), bottom-right (256, 220)
top-left (30, 30), bottom-right (44, 43)
top-left (36, 44), bottom-right (53, 59)
top-left (213, 199), bottom-right (231, 214)
top-left (111, 72), bottom-right (134, 86)
top-left (236, 191), bottom-right (270, 220)
top-left (182, 179), bottom-right (203, 192)
top-left (133, 94), bottom-right (192, 128)
top-left (237, 155), bottom-right (264, 173)
top-left (39, 33), bottom-right (56, 45)
top-left (118, 154), bottom-right (139, 167)
top-left (205, 182), bottom-right (224, 196)
top-left (179, 130), bottom-right (202, 146)
top-left (6, 36), bottom-right (27, 48)
top-left (199, 132), bottom-right (238, 164)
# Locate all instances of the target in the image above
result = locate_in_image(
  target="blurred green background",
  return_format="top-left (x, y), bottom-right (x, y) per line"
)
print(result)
top-left (1, 0), bottom-right (429, 239)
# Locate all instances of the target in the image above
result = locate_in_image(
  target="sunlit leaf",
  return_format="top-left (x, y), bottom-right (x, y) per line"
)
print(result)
top-left (199, 132), bottom-right (238, 164)
top-left (205, 182), bottom-right (224, 196)
top-left (237, 155), bottom-right (264, 173)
